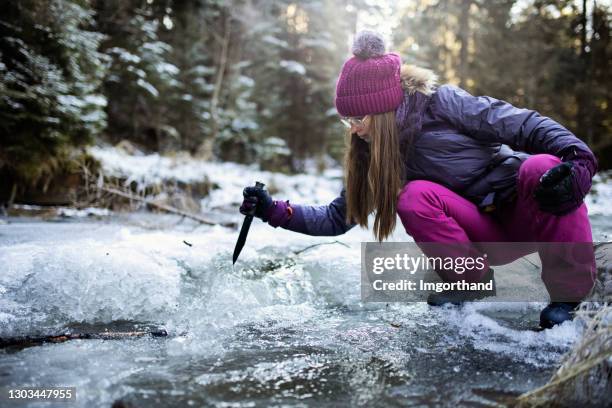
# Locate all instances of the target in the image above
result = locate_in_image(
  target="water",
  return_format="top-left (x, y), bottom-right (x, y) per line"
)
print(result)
top-left (0, 213), bottom-right (605, 407)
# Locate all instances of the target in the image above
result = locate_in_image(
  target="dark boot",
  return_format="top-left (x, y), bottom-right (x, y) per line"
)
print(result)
top-left (539, 302), bottom-right (580, 329)
top-left (427, 268), bottom-right (496, 306)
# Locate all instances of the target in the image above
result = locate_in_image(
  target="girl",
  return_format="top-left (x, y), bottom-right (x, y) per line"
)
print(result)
top-left (239, 31), bottom-right (598, 329)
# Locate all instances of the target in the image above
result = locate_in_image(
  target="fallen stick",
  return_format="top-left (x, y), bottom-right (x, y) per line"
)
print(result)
top-left (293, 240), bottom-right (350, 255)
top-left (0, 329), bottom-right (168, 349)
top-left (99, 185), bottom-right (236, 228)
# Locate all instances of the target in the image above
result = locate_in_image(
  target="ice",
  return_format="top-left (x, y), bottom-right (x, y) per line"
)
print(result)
top-left (0, 230), bottom-right (197, 336)
top-left (0, 217), bottom-right (596, 406)
top-left (445, 302), bottom-right (582, 366)
top-left (1, 162), bottom-right (610, 407)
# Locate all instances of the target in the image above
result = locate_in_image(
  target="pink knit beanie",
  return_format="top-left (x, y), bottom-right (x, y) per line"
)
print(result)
top-left (334, 31), bottom-right (403, 117)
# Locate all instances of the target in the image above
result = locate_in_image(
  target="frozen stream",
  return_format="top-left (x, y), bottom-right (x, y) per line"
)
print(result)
top-left (0, 209), bottom-right (610, 407)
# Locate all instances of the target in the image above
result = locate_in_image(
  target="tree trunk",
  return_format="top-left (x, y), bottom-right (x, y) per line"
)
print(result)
top-left (577, 0), bottom-right (593, 146)
top-left (208, 10), bottom-right (232, 143)
top-left (585, 0), bottom-right (595, 146)
top-left (458, 0), bottom-right (471, 88)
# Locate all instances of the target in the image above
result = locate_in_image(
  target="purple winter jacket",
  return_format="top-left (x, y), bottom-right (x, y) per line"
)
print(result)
top-left (273, 66), bottom-right (597, 237)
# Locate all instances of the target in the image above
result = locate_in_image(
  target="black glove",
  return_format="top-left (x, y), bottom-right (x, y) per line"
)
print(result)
top-left (240, 185), bottom-right (273, 220)
top-left (534, 162), bottom-right (580, 215)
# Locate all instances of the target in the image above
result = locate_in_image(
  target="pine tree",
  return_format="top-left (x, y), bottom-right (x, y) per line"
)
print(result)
top-left (0, 0), bottom-right (107, 188)
top-left (95, 0), bottom-right (179, 151)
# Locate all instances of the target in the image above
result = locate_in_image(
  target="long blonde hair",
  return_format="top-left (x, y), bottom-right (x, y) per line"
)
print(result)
top-left (343, 111), bottom-right (406, 242)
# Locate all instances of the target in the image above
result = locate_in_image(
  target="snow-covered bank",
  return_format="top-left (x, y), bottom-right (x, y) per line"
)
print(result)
top-left (89, 146), bottom-right (343, 211)
top-left (89, 145), bottom-right (612, 217)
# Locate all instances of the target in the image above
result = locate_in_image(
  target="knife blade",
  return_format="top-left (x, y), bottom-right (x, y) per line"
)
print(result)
top-left (232, 181), bottom-right (264, 264)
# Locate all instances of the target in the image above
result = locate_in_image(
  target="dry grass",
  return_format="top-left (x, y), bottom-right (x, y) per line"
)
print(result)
top-left (515, 244), bottom-right (611, 407)
top-left (516, 306), bottom-right (611, 407)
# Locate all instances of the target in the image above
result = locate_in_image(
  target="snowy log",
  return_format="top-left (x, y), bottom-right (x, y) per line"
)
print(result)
top-left (0, 329), bottom-right (168, 350)
top-left (99, 185), bottom-right (236, 228)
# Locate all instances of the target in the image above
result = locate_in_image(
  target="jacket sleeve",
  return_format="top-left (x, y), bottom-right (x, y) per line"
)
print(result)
top-left (433, 85), bottom-right (598, 175)
top-left (279, 188), bottom-right (357, 236)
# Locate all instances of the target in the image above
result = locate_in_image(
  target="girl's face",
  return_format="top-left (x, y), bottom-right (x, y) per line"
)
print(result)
top-left (351, 115), bottom-right (372, 143)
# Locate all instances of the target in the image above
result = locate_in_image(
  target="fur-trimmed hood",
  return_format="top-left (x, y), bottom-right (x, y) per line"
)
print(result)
top-left (400, 64), bottom-right (437, 96)
top-left (395, 65), bottom-right (437, 140)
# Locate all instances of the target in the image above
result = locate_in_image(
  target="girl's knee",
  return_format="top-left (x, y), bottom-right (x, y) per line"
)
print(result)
top-left (519, 154), bottom-right (561, 180)
top-left (518, 154), bottom-right (562, 194)
top-left (397, 180), bottom-right (440, 213)
top-left (397, 180), bottom-right (446, 233)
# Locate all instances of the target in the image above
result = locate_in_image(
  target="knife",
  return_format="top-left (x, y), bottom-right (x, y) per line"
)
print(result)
top-left (232, 181), bottom-right (264, 264)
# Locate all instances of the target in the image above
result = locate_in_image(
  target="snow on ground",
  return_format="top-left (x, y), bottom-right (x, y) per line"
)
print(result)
top-left (585, 171), bottom-right (612, 216)
top-left (57, 207), bottom-right (112, 217)
top-left (89, 146), bottom-right (343, 210)
top-left (90, 145), bottom-right (612, 217)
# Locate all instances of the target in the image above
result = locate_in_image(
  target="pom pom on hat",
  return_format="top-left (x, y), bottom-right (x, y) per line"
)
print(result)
top-left (335, 30), bottom-right (403, 117)
top-left (351, 30), bottom-right (386, 59)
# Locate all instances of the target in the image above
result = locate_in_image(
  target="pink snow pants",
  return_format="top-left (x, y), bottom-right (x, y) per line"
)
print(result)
top-left (396, 154), bottom-right (596, 302)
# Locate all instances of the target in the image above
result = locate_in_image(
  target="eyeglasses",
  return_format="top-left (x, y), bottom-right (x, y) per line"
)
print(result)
top-left (340, 116), bottom-right (366, 128)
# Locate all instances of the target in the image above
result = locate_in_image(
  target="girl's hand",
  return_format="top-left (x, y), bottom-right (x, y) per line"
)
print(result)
top-left (534, 160), bottom-right (592, 215)
top-left (240, 185), bottom-right (273, 220)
